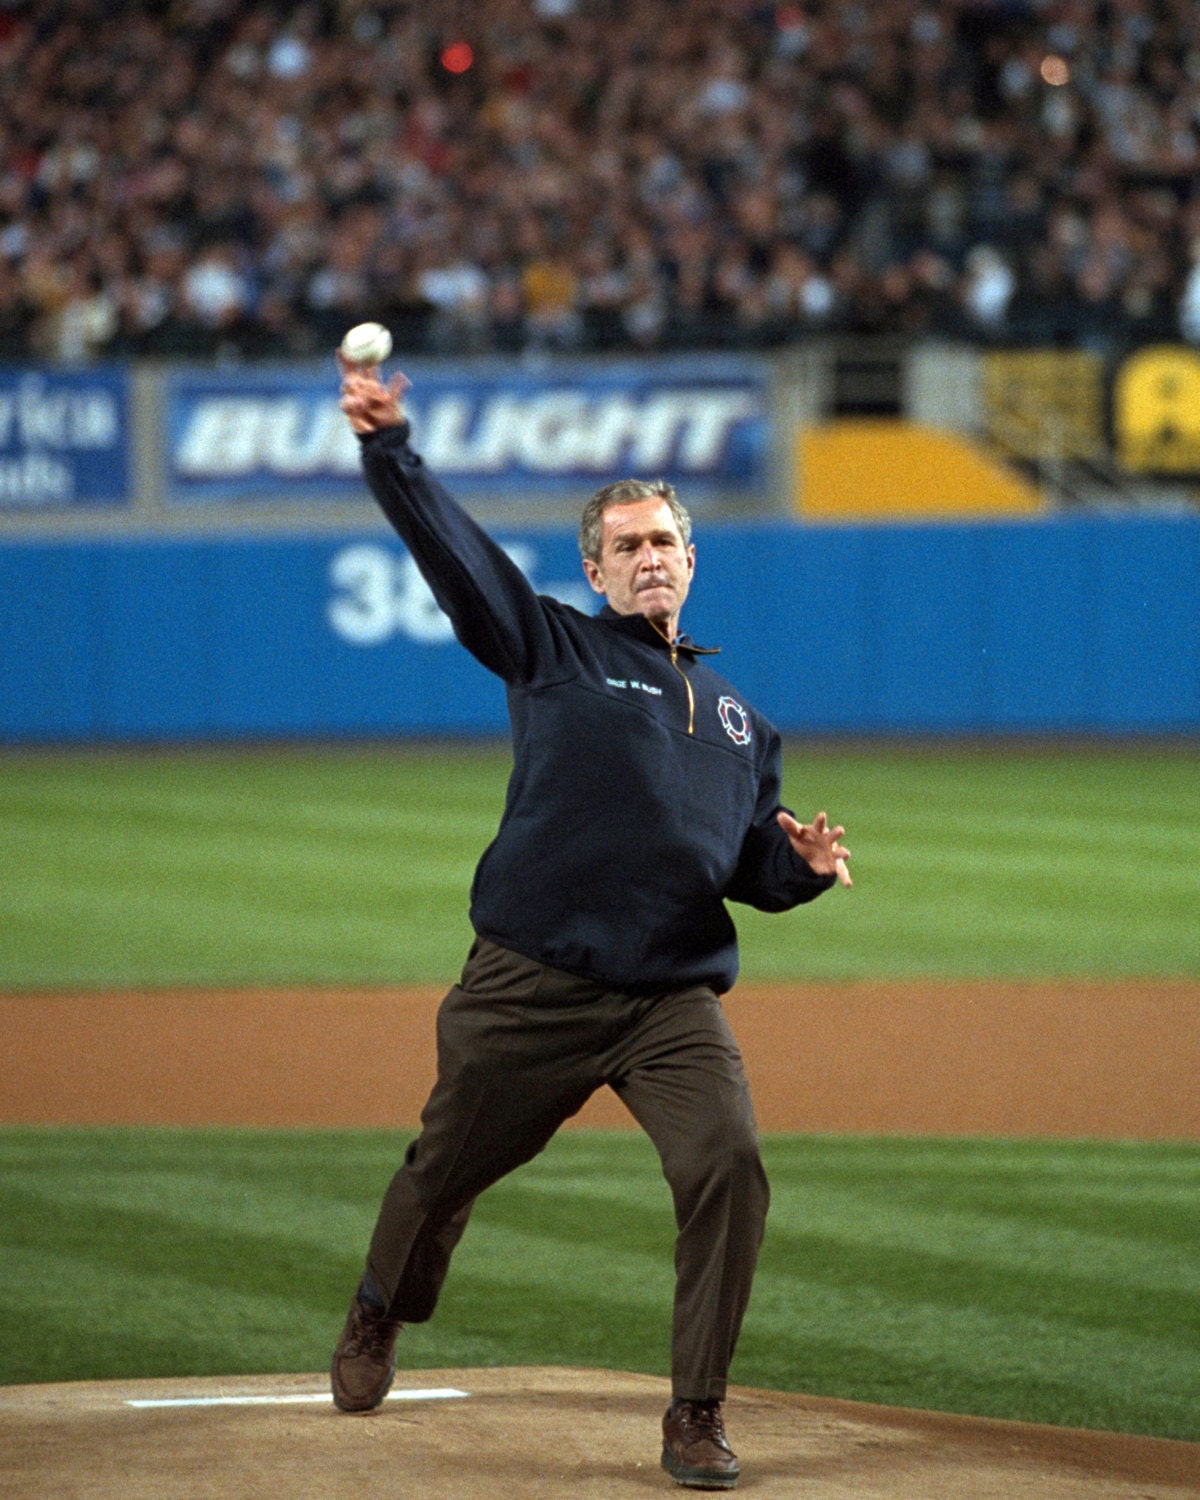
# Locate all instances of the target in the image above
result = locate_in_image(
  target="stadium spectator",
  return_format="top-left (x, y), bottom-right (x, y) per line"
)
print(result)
top-left (0, 0), bottom-right (1197, 361)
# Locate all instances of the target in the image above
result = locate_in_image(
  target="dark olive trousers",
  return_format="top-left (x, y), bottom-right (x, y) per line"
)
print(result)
top-left (364, 937), bottom-right (770, 1401)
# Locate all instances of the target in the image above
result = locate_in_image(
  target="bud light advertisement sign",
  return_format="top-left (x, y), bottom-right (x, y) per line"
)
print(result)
top-left (164, 360), bottom-right (768, 504)
top-left (0, 368), bottom-right (130, 508)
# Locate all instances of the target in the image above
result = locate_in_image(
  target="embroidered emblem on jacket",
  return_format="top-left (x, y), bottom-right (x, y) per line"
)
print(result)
top-left (717, 695), bottom-right (751, 746)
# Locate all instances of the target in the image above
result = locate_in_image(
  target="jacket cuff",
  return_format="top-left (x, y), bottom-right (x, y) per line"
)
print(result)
top-left (788, 846), bottom-right (838, 896)
top-left (358, 419), bottom-right (411, 448)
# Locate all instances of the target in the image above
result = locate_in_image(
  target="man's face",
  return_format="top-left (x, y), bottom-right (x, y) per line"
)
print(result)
top-left (582, 498), bottom-right (695, 638)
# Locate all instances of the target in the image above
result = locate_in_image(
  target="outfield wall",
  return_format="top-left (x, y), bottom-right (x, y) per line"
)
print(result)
top-left (3, 513), bottom-right (1197, 741)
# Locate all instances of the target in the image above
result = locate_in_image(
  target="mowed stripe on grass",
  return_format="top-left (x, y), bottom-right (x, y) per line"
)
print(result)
top-left (0, 1128), bottom-right (1197, 1442)
top-left (2, 742), bottom-right (1199, 987)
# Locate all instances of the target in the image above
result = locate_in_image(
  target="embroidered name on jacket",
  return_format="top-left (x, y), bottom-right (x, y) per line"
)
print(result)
top-left (607, 677), bottom-right (664, 696)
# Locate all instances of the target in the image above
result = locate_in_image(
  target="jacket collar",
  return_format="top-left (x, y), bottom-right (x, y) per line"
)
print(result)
top-left (597, 604), bottom-right (721, 656)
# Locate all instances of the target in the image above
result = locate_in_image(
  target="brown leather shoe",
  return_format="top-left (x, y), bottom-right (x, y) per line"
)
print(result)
top-left (661, 1398), bottom-right (740, 1489)
top-left (330, 1296), bottom-right (403, 1412)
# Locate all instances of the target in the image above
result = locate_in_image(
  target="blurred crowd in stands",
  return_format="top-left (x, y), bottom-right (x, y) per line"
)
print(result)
top-left (2, 0), bottom-right (1200, 364)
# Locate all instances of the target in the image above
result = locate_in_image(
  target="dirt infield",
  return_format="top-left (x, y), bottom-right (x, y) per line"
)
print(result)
top-left (4, 1366), bottom-right (1199, 1499)
top-left (3, 979), bottom-right (1199, 1136)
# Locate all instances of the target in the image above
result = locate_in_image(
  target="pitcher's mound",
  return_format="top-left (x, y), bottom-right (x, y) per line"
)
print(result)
top-left (3, 1365), bottom-right (1197, 1498)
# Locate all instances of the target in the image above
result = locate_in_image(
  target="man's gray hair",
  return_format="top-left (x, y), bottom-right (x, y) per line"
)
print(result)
top-left (578, 479), bottom-right (693, 562)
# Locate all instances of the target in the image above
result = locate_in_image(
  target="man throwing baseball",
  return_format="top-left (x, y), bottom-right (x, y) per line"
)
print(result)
top-left (331, 352), bottom-right (851, 1491)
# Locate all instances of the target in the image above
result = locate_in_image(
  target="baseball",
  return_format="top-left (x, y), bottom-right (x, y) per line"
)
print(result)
top-left (340, 321), bottom-right (393, 365)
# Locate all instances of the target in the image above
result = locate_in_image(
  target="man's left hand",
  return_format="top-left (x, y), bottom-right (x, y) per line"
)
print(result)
top-left (777, 810), bottom-right (852, 887)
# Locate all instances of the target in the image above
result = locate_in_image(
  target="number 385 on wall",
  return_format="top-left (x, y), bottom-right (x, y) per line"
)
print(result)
top-left (326, 541), bottom-right (586, 646)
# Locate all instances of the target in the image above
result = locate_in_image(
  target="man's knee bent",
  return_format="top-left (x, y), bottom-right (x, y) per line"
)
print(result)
top-left (662, 1119), bottom-right (768, 1214)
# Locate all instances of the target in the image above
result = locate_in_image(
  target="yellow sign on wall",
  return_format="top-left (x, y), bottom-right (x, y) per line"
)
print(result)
top-left (1113, 345), bottom-right (1200, 474)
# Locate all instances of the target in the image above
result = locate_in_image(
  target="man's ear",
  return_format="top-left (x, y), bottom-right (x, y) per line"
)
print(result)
top-left (582, 557), bottom-right (607, 596)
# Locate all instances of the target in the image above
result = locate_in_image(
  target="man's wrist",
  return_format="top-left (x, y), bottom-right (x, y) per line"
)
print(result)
top-left (358, 418), bottom-right (410, 445)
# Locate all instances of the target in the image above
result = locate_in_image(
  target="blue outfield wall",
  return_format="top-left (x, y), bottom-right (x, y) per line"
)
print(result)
top-left (2, 513), bottom-right (1198, 742)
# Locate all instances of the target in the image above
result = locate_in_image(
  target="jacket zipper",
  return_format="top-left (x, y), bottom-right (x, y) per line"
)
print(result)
top-left (670, 644), bottom-right (695, 734)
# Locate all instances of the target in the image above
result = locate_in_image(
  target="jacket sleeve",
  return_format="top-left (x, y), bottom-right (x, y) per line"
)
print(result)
top-left (359, 423), bottom-right (574, 686)
top-left (723, 726), bottom-right (837, 911)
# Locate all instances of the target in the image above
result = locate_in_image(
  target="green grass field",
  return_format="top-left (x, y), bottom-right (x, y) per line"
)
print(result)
top-left (3, 741), bottom-right (1199, 987)
top-left (2, 741), bottom-right (1198, 1436)
top-left (1, 1127), bottom-right (1197, 1441)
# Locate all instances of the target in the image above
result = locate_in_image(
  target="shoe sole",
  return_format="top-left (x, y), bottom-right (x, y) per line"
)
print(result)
top-left (661, 1447), bottom-right (740, 1490)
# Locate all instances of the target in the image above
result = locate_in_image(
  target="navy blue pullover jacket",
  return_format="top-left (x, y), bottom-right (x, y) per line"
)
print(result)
top-left (360, 422), bottom-right (834, 995)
